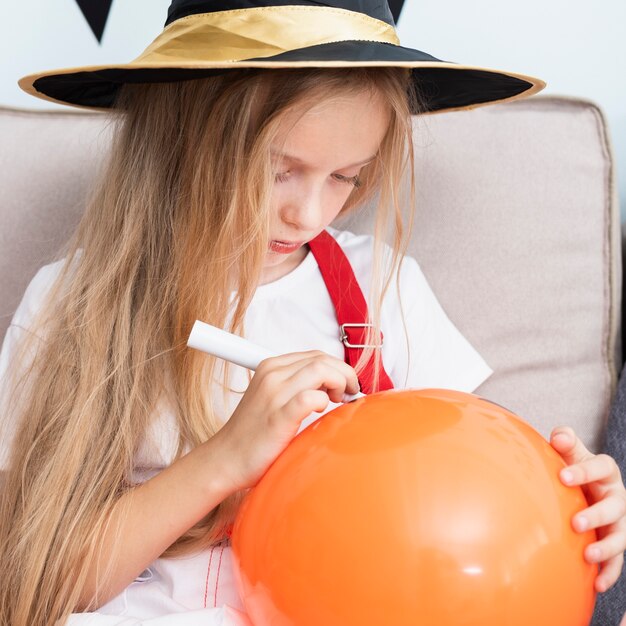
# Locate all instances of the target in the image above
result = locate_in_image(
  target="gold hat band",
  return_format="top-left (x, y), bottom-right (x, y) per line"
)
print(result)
top-left (134, 6), bottom-right (401, 65)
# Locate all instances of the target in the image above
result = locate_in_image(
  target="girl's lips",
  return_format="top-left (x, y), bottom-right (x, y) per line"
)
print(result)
top-left (268, 240), bottom-right (304, 254)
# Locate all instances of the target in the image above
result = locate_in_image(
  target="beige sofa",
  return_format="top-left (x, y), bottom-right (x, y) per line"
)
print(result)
top-left (1, 95), bottom-right (620, 454)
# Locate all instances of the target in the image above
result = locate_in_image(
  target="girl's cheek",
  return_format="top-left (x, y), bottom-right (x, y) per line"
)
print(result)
top-left (330, 181), bottom-right (357, 205)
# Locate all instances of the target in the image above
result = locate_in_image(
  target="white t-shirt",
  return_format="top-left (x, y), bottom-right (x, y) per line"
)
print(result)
top-left (0, 228), bottom-right (492, 625)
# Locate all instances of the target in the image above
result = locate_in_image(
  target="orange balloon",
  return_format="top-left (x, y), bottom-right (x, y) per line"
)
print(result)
top-left (232, 389), bottom-right (597, 626)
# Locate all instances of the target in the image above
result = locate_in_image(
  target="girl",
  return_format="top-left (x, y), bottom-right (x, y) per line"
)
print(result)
top-left (2, 1), bottom-right (625, 625)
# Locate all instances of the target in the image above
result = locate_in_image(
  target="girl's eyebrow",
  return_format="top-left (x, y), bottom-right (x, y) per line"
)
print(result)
top-left (270, 151), bottom-right (376, 169)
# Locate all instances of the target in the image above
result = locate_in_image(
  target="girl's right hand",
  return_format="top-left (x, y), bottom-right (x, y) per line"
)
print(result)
top-left (213, 351), bottom-right (359, 492)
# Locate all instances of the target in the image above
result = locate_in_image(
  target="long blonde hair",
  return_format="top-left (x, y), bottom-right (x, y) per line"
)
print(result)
top-left (0, 67), bottom-right (418, 625)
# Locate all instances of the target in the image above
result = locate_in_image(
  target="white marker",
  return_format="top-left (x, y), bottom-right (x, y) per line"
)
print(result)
top-left (187, 320), bottom-right (365, 402)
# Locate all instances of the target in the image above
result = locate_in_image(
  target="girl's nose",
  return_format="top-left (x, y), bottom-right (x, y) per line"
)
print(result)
top-left (280, 186), bottom-right (325, 232)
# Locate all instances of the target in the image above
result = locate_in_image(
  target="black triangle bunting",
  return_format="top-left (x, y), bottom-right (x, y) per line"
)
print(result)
top-left (388, 0), bottom-right (406, 23)
top-left (75, 0), bottom-right (114, 43)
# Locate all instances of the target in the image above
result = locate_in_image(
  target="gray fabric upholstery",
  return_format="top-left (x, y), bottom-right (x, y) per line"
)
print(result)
top-left (0, 96), bottom-right (621, 454)
top-left (592, 361), bottom-right (626, 625)
top-left (0, 106), bottom-right (113, 330)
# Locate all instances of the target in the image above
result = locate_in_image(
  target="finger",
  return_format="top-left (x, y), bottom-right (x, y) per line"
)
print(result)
top-left (583, 528), bottom-right (626, 565)
top-left (259, 350), bottom-right (344, 368)
top-left (252, 360), bottom-right (351, 409)
top-left (277, 354), bottom-right (359, 397)
top-left (550, 426), bottom-right (594, 465)
top-left (284, 359), bottom-right (352, 404)
top-left (595, 553), bottom-right (625, 593)
top-left (572, 494), bottom-right (626, 532)
top-left (308, 357), bottom-right (359, 396)
top-left (310, 355), bottom-right (360, 395)
top-left (256, 351), bottom-right (320, 371)
top-left (281, 389), bottom-right (331, 419)
top-left (259, 352), bottom-right (360, 394)
top-left (560, 454), bottom-right (621, 487)
top-left (252, 354), bottom-right (329, 395)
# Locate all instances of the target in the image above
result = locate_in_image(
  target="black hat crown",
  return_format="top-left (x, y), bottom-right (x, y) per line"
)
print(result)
top-left (165, 0), bottom-right (396, 28)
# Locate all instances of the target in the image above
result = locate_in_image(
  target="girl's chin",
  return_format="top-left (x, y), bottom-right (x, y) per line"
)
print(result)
top-left (260, 245), bottom-right (309, 282)
top-left (264, 248), bottom-right (298, 266)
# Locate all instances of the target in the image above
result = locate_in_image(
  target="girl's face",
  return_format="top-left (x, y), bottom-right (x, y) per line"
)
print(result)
top-left (261, 90), bottom-right (390, 284)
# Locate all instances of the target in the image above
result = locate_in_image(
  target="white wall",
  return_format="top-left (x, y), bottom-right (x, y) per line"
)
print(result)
top-left (2, 0), bottom-right (624, 216)
top-left (397, 0), bottom-right (626, 218)
top-left (0, 0), bottom-right (170, 110)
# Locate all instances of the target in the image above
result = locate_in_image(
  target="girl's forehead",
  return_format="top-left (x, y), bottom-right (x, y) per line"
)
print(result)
top-left (287, 88), bottom-right (388, 121)
top-left (272, 91), bottom-right (390, 167)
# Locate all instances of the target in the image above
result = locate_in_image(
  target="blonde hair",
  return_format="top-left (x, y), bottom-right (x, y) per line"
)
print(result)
top-left (0, 67), bottom-right (419, 626)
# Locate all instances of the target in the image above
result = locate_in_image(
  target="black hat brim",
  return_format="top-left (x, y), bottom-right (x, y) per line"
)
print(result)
top-left (24, 40), bottom-right (541, 113)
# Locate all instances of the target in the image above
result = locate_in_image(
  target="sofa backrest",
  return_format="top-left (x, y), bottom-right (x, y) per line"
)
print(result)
top-left (0, 96), bottom-right (620, 452)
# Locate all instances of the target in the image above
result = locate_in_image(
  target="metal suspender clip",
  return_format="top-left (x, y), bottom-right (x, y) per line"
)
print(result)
top-left (339, 323), bottom-right (383, 349)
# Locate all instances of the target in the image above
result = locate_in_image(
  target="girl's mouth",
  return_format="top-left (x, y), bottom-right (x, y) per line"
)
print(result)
top-left (268, 240), bottom-right (303, 254)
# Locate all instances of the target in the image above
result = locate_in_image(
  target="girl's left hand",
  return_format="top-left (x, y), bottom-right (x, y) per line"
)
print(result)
top-left (550, 426), bottom-right (626, 592)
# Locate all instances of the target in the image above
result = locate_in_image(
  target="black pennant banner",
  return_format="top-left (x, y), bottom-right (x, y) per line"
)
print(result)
top-left (73, 0), bottom-right (404, 45)
top-left (75, 0), bottom-right (114, 43)
top-left (388, 0), bottom-right (406, 23)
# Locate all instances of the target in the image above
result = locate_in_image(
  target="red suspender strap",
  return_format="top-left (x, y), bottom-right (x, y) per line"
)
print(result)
top-left (307, 230), bottom-right (394, 394)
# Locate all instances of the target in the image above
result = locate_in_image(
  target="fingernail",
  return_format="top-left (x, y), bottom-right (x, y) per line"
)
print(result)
top-left (561, 469), bottom-right (574, 484)
top-left (576, 515), bottom-right (589, 531)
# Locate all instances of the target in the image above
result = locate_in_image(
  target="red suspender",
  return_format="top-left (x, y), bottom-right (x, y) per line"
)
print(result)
top-left (307, 230), bottom-right (394, 394)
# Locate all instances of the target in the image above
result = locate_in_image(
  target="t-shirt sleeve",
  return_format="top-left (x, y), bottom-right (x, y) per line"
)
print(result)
top-left (0, 262), bottom-right (63, 471)
top-left (383, 255), bottom-right (492, 393)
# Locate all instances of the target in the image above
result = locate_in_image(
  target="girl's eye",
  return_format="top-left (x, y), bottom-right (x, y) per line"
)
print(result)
top-left (274, 171), bottom-right (361, 188)
top-left (333, 173), bottom-right (362, 188)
